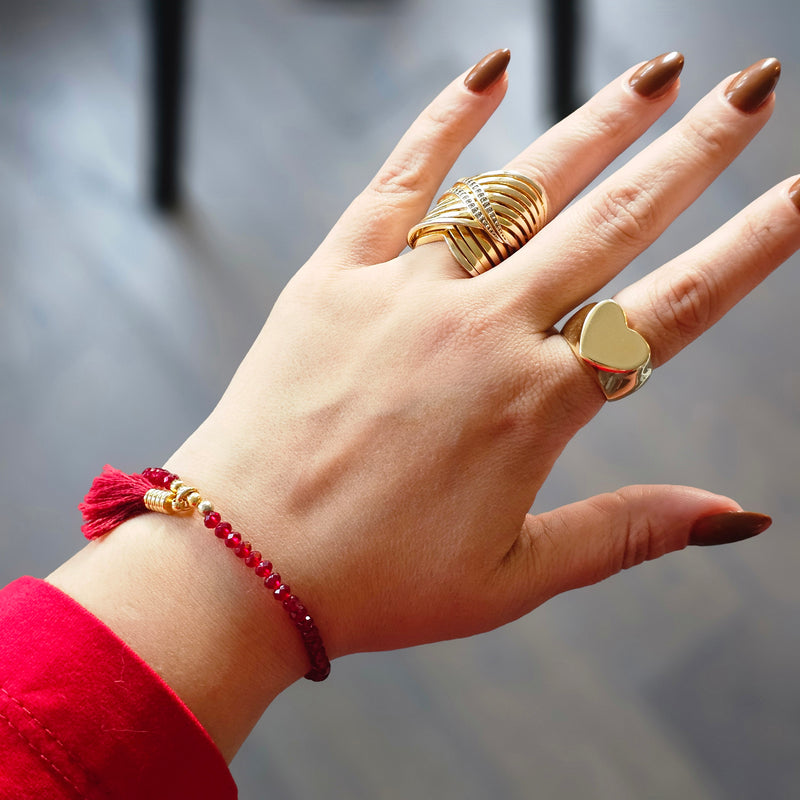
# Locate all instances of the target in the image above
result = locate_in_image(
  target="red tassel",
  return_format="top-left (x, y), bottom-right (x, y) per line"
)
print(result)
top-left (79, 465), bottom-right (154, 539)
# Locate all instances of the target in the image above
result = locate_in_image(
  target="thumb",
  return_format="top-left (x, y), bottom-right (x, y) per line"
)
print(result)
top-left (505, 485), bottom-right (771, 609)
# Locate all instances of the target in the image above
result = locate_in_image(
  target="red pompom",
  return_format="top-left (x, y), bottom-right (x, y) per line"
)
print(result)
top-left (78, 465), bottom-right (153, 539)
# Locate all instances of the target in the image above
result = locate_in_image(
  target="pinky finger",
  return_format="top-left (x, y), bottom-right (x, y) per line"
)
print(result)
top-left (617, 176), bottom-right (800, 367)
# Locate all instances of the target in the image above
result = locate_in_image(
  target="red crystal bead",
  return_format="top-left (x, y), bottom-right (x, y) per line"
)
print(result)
top-left (255, 560), bottom-right (272, 577)
top-left (244, 551), bottom-right (262, 568)
top-left (204, 512), bottom-right (221, 528)
top-left (225, 532), bottom-right (242, 548)
top-left (235, 541), bottom-right (252, 558)
top-left (274, 584), bottom-right (291, 602)
top-left (297, 614), bottom-right (314, 631)
top-left (214, 522), bottom-right (232, 539)
top-left (283, 594), bottom-right (298, 610)
top-left (144, 467), bottom-right (173, 488)
top-left (264, 573), bottom-right (281, 591)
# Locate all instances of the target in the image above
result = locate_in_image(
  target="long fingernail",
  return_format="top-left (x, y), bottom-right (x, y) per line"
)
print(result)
top-left (789, 176), bottom-right (800, 213)
top-left (629, 51), bottom-right (685, 99)
top-left (465, 49), bottom-right (511, 93)
top-left (689, 511), bottom-right (772, 546)
top-left (725, 57), bottom-right (781, 113)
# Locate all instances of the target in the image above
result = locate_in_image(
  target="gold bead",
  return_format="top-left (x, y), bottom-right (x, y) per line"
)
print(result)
top-left (173, 484), bottom-right (200, 512)
top-left (144, 488), bottom-right (175, 514)
top-left (187, 492), bottom-right (202, 507)
top-left (197, 499), bottom-right (214, 515)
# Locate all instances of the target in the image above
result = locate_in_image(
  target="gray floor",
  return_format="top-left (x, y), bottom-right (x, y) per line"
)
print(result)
top-left (2, 0), bottom-right (800, 797)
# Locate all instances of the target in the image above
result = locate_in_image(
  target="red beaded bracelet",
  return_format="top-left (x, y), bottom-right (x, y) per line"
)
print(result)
top-left (79, 465), bottom-right (330, 682)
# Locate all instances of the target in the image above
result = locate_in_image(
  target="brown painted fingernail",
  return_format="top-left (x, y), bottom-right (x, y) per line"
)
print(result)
top-left (464, 49), bottom-right (511, 93)
top-left (725, 57), bottom-right (781, 113)
top-left (689, 511), bottom-right (772, 546)
top-left (789, 177), bottom-right (800, 212)
top-left (629, 51), bottom-right (685, 99)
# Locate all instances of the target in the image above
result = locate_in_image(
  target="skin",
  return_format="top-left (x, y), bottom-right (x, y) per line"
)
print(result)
top-left (48, 55), bottom-right (800, 762)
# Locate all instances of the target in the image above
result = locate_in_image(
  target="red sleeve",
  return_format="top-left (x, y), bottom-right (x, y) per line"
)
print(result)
top-left (0, 577), bottom-right (237, 799)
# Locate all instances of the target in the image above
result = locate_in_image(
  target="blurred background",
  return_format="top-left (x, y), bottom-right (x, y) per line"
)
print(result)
top-left (1, 0), bottom-right (799, 797)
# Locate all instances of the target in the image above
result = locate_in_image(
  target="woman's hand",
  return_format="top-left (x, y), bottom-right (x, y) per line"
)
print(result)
top-left (169, 52), bottom-right (797, 658)
top-left (48, 50), bottom-right (800, 759)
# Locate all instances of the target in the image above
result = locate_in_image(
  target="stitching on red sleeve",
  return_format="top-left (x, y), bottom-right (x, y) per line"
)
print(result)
top-left (0, 708), bottom-right (87, 799)
top-left (0, 687), bottom-right (107, 798)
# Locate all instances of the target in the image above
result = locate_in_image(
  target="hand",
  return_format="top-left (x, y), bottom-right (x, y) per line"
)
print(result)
top-left (168, 52), bottom-right (798, 659)
top-left (48, 51), bottom-right (800, 760)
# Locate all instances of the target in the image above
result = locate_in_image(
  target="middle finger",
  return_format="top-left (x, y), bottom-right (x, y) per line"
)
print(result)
top-left (494, 58), bottom-right (781, 329)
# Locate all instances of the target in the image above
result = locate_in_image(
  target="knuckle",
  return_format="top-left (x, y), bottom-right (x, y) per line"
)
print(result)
top-left (654, 268), bottom-right (719, 343)
top-left (620, 517), bottom-right (660, 570)
top-left (368, 151), bottom-right (427, 199)
top-left (741, 216), bottom-right (782, 264)
top-left (588, 181), bottom-right (659, 248)
top-left (368, 104), bottom-right (457, 201)
top-left (598, 489), bottom-right (663, 571)
top-left (681, 115), bottom-right (730, 164)
top-left (586, 101), bottom-right (639, 145)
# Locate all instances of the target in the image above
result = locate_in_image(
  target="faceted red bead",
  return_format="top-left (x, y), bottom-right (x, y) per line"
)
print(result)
top-left (225, 531), bottom-right (242, 549)
top-left (274, 584), bottom-right (291, 602)
top-left (244, 551), bottom-right (262, 568)
top-left (264, 573), bottom-right (281, 591)
top-left (214, 522), bottom-right (232, 539)
top-left (144, 467), bottom-right (172, 487)
top-left (204, 512), bottom-right (221, 528)
top-left (283, 593), bottom-right (298, 610)
top-left (235, 541), bottom-right (252, 558)
top-left (285, 595), bottom-right (300, 612)
top-left (297, 614), bottom-right (314, 631)
top-left (254, 560), bottom-right (272, 577)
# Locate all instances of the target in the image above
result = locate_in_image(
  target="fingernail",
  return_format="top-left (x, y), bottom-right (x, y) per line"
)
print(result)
top-left (725, 57), bottom-right (781, 113)
top-left (464, 48), bottom-right (511, 93)
top-left (629, 51), bottom-right (685, 99)
top-left (789, 176), bottom-right (800, 213)
top-left (689, 511), bottom-right (772, 546)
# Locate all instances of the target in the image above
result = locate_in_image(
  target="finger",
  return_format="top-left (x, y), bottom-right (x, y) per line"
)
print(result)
top-left (615, 176), bottom-right (800, 367)
top-left (503, 51), bottom-right (685, 223)
top-left (499, 486), bottom-right (771, 614)
top-left (318, 49), bottom-right (511, 267)
top-left (499, 58), bottom-right (781, 327)
top-left (404, 52), bottom-right (687, 283)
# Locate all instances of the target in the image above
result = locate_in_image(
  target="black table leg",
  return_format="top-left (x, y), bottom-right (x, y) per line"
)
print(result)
top-left (148, 0), bottom-right (189, 211)
top-left (547, 0), bottom-right (582, 121)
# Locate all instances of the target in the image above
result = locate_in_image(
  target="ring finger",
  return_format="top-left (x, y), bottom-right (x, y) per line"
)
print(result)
top-left (616, 175), bottom-right (800, 368)
top-left (494, 57), bottom-right (782, 328)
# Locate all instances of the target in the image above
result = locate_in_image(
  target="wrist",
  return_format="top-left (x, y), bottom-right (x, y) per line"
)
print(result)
top-left (48, 508), bottom-right (309, 762)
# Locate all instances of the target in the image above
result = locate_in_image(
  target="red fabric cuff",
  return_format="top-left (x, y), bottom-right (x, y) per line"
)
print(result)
top-left (0, 577), bottom-right (237, 799)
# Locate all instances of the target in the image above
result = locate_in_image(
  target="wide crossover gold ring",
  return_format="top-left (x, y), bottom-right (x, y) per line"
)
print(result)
top-left (407, 171), bottom-right (548, 276)
top-left (562, 300), bottom-right (653, 401)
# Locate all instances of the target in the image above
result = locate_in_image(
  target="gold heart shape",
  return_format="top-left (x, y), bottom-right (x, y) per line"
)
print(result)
top-left (579, 300), bottom-right (650, 372)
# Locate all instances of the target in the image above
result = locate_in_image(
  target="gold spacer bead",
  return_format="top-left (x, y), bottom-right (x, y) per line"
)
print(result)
top-left (197, 499), bottom-right (214, 515)
top-left (187, 492), bottom-right (202, 507)
top-left (144, 488), bottom-right (175, 514)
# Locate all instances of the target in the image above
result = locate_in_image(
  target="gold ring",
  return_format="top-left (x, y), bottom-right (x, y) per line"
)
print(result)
top-left (407, 171), bottom-right (547, 276)
top-left (562, 300), bottom-right (652, 401)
